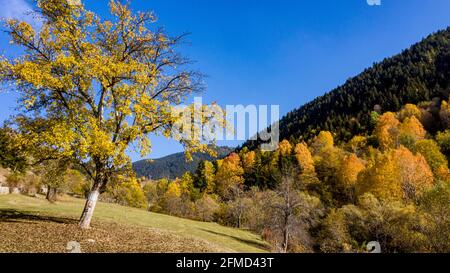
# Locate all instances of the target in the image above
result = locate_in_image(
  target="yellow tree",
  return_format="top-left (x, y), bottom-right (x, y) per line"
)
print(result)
top-left (241, 150), bottom-right (256, 173)
top-left (374, 112), bottom-right (400, 150)
top-left (337, 154), bottom-right (365, 189)
top-left (166, 181), bottom-right (182, 199)
top-left (0, 0), bottom-right (219, 228)
top-left (397, 103), bottom-right (422, 122)
top-left (392, 147), bottom-right (434, 200)
top-left (311, 131), bottom-right (344, 185)
top-left (356, 151), bottom-right (403, 200)
top-left (294, 142), bottom-right (315, 175)
top-left (180, 172), bottom-right (194, 196)
top-left (278, 139), bottom-right (293, 157)
top-left (357, 147), bottom-right (434, 201)
top-left (311, 131), bottom-right (334, 155)
top-left (414, 139), bottom-right (448, 175)
top-left (215, 153), bottom-right (244, 198)
top-left (346, 135), bottom-right (367, 155)
top-left (294, 142), bottom-right (318, 186)
top-left (398, 116), bottom-right (426, 148)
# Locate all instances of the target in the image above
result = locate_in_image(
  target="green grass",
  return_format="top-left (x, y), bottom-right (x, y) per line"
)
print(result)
top-left (0, 194), bottom-right (268, 253)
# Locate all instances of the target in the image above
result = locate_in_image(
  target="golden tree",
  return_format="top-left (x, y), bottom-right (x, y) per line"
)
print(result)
top-left (294, 142), bottom-right (315, 176)
top-left (356, 151), bottom-right (403, 200)
top-left (241, 150), bottom-right (256, 173)
top-left (337, 154), bottom-right (365, 189)
top-left (414, 139), bottom-right (448, 175)
top-left (214, 153), bottom-right (244, 198)
top-left (311, 131), bottom-right (334, 155)
top-left (374, 112), bottom-right (400, 150)
top-left (0, 0), bottom-right (218, 228)
top-left (393, 147), bottom-right (434, 200)
top-left (278, 139), bottom-right (293, 157)
top-left (397, 103), bottom-right (422, 122)
top-left (398, 116), bottom-right (426, 148)
top-left (357, 147), bottom-right (434, 201)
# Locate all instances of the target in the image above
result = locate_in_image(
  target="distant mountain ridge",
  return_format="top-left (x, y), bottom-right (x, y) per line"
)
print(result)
top-left (244, 27), bottom-right (450, 150)
top-left (133, 146), bottom-right (234, 180)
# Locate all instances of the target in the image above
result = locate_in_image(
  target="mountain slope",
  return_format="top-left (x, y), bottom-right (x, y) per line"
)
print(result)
top-left (244, 27), bottom-right (450, 149)
top-left (133, 146), bottom-right (233, 179)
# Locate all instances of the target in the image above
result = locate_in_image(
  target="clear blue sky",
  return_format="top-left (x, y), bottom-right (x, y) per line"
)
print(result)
top-left (0, 0), bottom-right (449, 161)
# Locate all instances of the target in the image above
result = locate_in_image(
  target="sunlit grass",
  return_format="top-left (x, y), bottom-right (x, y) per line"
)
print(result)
top-left (0, 194), bottom-right (268, 253)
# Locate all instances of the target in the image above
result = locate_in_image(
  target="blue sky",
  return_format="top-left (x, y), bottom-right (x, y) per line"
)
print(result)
top-left (0, 0), bottom-right (449, 161)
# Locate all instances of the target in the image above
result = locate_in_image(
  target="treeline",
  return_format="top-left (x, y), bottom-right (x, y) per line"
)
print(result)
top-left (138, 100), bottom-right (450, 253)
top-left (132, 146), bottom-right (233, 180)
top-left (244, 27), bottom-right (450, 150)
top-left (2, 101), bottom-right (450, 252)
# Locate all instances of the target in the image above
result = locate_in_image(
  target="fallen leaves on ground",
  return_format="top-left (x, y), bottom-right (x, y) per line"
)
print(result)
top-left (0, 209), bottom-right (228, 253)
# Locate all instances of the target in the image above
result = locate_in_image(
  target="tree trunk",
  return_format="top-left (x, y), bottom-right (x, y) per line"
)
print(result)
top-left (46, 187), bottom-right (57, 203)
top-left (79, 181), bottom-right (102, 229)
top-left (283, 229), bottom-right (289, 253)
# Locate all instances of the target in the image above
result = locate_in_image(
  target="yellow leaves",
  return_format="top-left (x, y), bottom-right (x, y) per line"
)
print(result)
top-left (13, 62), bottom-right (46, 89)
top-left (397, 103), bottom-right (423, 122)
top-left (374, 112), bottom-right (400, 150)
top-left (311, 131), bottom-right (334, 154)
top-left (166, 181), bottom-right (182, 198)
top-left (375, 110), bottom-right (426, 150)
top-left (17, 117), bottom-right (78, 158)
top-left (7, 20), bottom-right (35, 44)
top-left (86, 121), bottom-right (115, 160)
top-left (414, 139), bottom-right (448, 174)
top-left (55, 54), bottom-right (78, 70)
top-left (294, 142), bottom-right (315, 176)
top-left (346, 135), bottom-right (367, 154)
top-left (198, 160), bottom-right (216, 194)
top-left (241, 150), bottom-right (256, 172)
top-left (393, 147), bottom-right (434, 200)
top-left (107, 174), bottom-right (148, 209)
top-left (278, 140), bottom-right (292, 157)
top-left (215, 153), bottom-right (244, 196)
top-left (399, 116), bottom-right (426, 144)
top-left (109, 0), bottom-right (131, 19)
top-left (356, 146), bottom-right (434, 201)
top-left (337, 154), bottom-right (365, 188)
top-left (356, 151), bottom-right (403, 200)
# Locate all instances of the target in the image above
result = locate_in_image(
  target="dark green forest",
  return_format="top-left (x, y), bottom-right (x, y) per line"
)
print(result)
top-left (133, 146), bottom-right (233, 180)
top-left (244, 27), bottom-right (450, 150)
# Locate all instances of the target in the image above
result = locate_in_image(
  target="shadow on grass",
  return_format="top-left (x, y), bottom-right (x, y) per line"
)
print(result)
top-left (198, 228), bottom-right (270, 251)
top-left (0, 209), bottom-right (77, 224)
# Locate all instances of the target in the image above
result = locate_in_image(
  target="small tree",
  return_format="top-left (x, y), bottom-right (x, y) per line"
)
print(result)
top-left (0, 0), bottom-right (219, 228)
top-left (270, 167), bottom-right (306, 253)
top-left (37, 159), bottom-right (70, 202)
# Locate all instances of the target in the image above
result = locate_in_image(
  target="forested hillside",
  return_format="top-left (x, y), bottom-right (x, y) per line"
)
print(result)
top-left (245, 28), bottom-right (450, 150)
top-left (145, 100), bottom-right (450, 253)
top-left (133, 147), bottom-right (233, 179)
